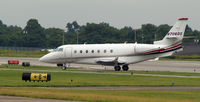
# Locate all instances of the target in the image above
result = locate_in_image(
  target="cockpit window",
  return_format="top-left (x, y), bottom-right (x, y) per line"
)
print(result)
top-left (58, 48), bottom-right (63, 51)
top-left (53, 48), bottom-right (63, 52)
top-left (53, 48), bottom-right (59, 52)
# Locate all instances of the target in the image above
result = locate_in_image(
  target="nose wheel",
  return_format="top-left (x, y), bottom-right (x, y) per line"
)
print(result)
top-left (58, 64), bottom-right (69, 70)
top-left (62, 66), bottom-right (67, 70)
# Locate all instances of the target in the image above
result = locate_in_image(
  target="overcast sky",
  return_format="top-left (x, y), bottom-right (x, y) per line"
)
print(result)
top-left (0, 0), bottom-right (199, 30)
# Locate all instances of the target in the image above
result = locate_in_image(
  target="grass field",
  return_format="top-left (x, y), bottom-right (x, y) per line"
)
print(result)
top-left (1, 65), bottom-right (200, 87)
top-left (1, 65), bottom-right (200, 102)
top-left (1, 87), bottom-right (200, 102)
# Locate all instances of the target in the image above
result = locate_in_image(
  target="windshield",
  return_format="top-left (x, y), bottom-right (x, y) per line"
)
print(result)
top-left (53, 48), bottom-right (63, 52)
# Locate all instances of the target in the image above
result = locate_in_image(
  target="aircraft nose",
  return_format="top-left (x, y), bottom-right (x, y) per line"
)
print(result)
top-left (39, 56), bottom-right (46, 62)
top-left (39, 54), bottom-right (50, 62)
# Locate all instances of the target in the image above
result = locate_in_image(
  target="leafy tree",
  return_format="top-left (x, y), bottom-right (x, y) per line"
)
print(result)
top-left (6, 26), bottom-right (23, 47)
top-left (183, 25), bottom-right (194, 43)
top-left (0, 19), bottom-right (199, 48)
top-left (155, 24), bottom-right (171, 41)
top-left (141, 24), bottom-right (157, 44)
top-left (23, 19), bottom-right (45, 47)
top-left (45, 28), bottom-right (64, 47)
top-left (66, 21), bottom-right (80, 33)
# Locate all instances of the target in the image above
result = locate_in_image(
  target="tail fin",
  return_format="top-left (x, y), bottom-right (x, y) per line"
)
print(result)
top-left (154, 18), bottom-right (188, 45)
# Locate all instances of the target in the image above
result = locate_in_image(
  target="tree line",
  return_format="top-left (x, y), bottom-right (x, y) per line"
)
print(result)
top-left (0, 19), bottom-right (199, 48)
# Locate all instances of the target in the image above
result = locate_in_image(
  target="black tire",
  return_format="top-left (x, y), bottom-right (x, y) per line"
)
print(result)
top-left (62, 66), bottom-right (67, 70)
top-left (57, 64), bottom-right (63, 67)
top-left (114, 66), bottom-right (121, 71)
top-left (22, 62), bottom-right (30, 67)
top-left (122, 65), bottom-right (129, 71)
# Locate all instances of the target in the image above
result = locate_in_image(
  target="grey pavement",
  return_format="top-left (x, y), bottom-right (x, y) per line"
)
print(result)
top-left (0, 96), bottom-right (81, 102)
top-left (0, 57), bottom-right (200, 73)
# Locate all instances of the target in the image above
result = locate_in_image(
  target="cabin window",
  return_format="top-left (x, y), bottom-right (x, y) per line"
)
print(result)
top-left (74, 50), bottom-right (77, 53)
top-left (80, 50), bottom-right (83, 53)
top-left (97, 50), bottom-right (100, 53)
top-left (104, 50), bottom-right (106, 53)
top-left (91, 50), bottom-right (94, 53)
top-left (86, 50), bottom-right (88, 53)
top-left (110, 50), bottom-right (113, 53)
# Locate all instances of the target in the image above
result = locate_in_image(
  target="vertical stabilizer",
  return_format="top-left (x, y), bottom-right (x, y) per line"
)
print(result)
top-left (154, 18), bottom-right (188, 45)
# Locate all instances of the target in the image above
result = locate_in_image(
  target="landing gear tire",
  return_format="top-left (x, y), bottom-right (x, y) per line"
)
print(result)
top-left (61, 64), bottom-right (67, 70)
top-left (57, 64), bottom-right (63, 67)
top-left (114, 66), bottom-right (121, 71)
top-left (122, 65), bottom-right (129, 71)
top-left (62, 66), bottom-right (67, 70)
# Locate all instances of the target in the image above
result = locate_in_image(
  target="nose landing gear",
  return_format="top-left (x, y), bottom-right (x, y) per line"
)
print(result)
top-left (62, 66), bottom-right (67, 70)
top-left (57, 64), bottom-right (69, 70)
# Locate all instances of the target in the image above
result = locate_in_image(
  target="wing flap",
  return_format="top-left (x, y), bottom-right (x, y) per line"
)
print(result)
top-left (96, 57), bottom-right (125, 66)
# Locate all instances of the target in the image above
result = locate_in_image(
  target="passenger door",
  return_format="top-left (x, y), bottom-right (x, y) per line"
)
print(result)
top-left (65, 47), bottom-right (72, 62)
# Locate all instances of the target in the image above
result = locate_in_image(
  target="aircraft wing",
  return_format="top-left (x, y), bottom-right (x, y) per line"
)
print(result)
top-left (148, 57), bottom-right (159, 61)
top-left (96, 57), bottom-right (126, 66)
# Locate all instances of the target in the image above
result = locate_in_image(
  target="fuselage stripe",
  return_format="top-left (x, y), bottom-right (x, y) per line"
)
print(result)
top-left (139, 43), bottom-right (182, 55)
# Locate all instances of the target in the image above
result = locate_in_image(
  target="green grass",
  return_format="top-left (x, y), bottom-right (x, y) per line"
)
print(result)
top-left (1, 87), bottom-right (200, 102)
top-left (0, 49), bottom-right (48, 58)
top-left (89, 70), bottom-right (200, 76)
top-left (1, 65), bottom-right (200, 102)
top-left (1, 66), bottom-right (200, 87)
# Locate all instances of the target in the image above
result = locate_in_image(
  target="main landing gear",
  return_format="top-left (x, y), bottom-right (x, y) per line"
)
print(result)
top-left (114, 65), bottom-right (129, 71)
top-left (114, 66), bottom-right (121, 71)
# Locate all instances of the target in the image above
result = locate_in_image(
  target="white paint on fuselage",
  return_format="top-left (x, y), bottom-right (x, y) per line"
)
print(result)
top-left (40, 43), bottom-right (166, 65)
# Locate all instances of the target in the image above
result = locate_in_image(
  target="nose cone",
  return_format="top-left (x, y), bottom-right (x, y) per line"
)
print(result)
top-left (39, 55), bottom-right (47, 62)
top-left (39, 54), bottom-right (51, 63)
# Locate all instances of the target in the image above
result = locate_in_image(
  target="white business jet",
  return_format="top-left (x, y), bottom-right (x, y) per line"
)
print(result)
top-left (39, 18), bottom-right (188, 71)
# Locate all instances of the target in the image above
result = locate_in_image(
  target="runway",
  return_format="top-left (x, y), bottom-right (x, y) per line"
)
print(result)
top-left (0, 57), bottom-right (200, 73)
top-left (0, 96), bottom-right (81, 102)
